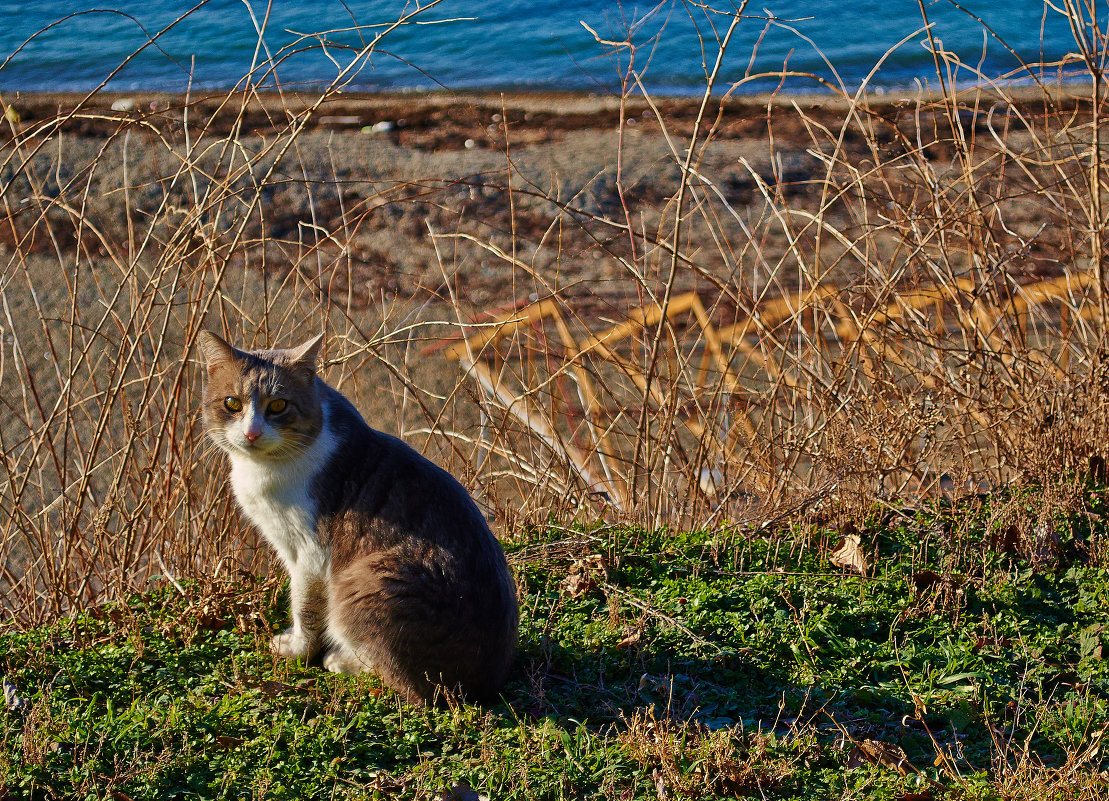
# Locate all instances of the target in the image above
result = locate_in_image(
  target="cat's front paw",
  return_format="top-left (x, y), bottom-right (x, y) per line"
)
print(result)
top-left (323, 645), bottom-right (367, 675)
top-left (271, 628), bottom-right (314, 660)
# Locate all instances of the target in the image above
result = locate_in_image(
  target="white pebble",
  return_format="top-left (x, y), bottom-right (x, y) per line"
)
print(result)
top-left (362, 120), bottom-right (395, 134)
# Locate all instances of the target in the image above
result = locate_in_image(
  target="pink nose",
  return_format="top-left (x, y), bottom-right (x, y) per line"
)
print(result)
top-left (245, 430), bottom-right (261, 443)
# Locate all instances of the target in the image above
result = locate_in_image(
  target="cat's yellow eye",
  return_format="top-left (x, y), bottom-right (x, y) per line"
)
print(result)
top-left (223, 396), bottom-right (243, 413)
top-left (268, 399), bottom-right (287, 414)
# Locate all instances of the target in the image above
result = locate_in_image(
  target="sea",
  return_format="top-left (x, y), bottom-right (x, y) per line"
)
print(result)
top-left (0, 0), bottom-right (1091, 96)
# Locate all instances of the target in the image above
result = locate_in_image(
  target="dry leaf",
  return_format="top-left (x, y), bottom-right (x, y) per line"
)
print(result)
top-left (616, 629), bottom-right (642, 649)
top-left (560, 554), bottom-right (607, 598)
top-left (561, 572), bottom-right (597, 598)
top-left (830, 533), bottom-right (868, 575)
top-left (259, 680), bottom-right (292, 699)
top-left (911, 569), bottom-right (941, 591)
top-left (989, 524), bottom-right (1022, 554)
top-left (2, 679), bottom-right (26, 712)
top-left (847, 739), bottom-right (910, 774)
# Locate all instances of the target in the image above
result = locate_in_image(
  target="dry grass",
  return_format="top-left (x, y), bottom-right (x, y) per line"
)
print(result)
top-left (618, 709), bottom-right (797, 797)
top-left (1, 0), bottom-right (1108, 612)
top-left (435, 5), bottom-right (1109, 542)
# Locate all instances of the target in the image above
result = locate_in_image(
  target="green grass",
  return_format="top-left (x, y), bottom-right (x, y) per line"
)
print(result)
top-left (3, 495), bottom-right (1109, 799)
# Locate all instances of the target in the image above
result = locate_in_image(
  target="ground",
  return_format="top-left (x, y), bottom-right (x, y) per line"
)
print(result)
top-left (2, 492), bottom-right (1107, 799)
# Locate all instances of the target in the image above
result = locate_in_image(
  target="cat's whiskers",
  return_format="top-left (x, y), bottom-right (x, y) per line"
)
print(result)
top-left (199, 440), bottom-right (226, 462)
top-left (281, 440), bottom-right (312, 458)
top-left (266, 431), bottom-right (317, 461)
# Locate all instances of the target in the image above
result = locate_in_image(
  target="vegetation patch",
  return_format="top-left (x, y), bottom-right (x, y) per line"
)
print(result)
top-left (2, 493), bottom-right (1107, 799)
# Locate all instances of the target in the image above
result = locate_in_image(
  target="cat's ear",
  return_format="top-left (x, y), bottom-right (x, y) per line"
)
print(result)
top-left (286, 334), bottom-right (324, 372)
top-left (196, 330), bottom-right (240, 372)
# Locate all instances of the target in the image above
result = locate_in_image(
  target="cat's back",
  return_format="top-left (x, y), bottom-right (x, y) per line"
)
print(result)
top-left (314, 381), bottom-right (518, 702)
top-left (313, 385), bottom-right (493, 547)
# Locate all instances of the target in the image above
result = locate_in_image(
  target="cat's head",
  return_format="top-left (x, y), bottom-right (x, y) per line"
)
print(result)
top-left (197, 331), bottom-right (324, 461)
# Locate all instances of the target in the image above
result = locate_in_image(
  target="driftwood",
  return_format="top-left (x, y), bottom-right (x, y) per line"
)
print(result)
top-left (444, 272), bottom-right (1099, 512)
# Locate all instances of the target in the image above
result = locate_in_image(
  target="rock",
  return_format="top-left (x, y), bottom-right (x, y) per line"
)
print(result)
top-left (111, 98), bottom-right (136, 112)
top-left (3, 678), bottom-right (26, 712)
top-left (442, 781), bottom-right (484, 801)
top-left (361, 120), bottom-right (395, 134)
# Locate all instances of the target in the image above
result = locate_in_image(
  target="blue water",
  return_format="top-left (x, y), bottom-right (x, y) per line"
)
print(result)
top-left (0, 1), bottom-right (1089, 95)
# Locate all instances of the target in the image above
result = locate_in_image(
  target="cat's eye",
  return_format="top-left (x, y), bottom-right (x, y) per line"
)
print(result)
top-left (223, 396), bottom-right (243, 413)
top-left (268, 399), bottom-right (287, 414)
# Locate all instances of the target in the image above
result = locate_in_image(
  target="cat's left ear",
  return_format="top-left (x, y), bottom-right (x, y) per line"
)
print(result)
top-left (287, 334), bottom-right (324, 372)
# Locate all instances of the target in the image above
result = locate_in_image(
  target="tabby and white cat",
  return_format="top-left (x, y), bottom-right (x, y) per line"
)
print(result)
top-left (197, 331), bottom-right (518, 704)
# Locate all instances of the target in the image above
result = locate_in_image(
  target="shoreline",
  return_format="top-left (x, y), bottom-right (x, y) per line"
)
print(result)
top-left (0, 83), bottom-right (1095, 141)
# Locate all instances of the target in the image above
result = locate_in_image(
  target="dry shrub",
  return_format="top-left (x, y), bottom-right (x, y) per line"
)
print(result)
top-left (994, 748), bottom-right (1109, 801)
top-left (618, 709), bottom-right (795, 798)
top-left (0, 3), bottom-right (467, 624)
top-left (1, 2), bottom-right (1109, 622)
top-left (438, 2), bottom-right (1109, 534)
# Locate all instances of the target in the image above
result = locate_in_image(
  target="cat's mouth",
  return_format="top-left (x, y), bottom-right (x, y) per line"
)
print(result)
top-left (219, 433), bottom-right (279, 458)
top-left (231, 435), bottom-right (309, 462)
top-left (240, 440), bottom-right (279, 457)
top-left (211, 426), bottom-right (311, 461)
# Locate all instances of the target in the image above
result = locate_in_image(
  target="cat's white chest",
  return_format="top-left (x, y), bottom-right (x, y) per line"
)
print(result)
top-left (231, 460), bottom-right (317, 562)
top-left (228, 413), bottom-right (337, 571)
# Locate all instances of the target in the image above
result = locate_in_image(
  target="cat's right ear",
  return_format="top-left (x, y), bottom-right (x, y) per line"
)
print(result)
top-left (197, 330), bottom-right (239, 373)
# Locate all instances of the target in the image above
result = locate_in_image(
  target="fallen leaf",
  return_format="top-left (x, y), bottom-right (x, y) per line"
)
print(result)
top-left (847, 739), bottom-right (910, 774)
top-left (616, 629), bottom-right (642, 649)
top-left (654, 769), bottom-right (668, 799)
top-left (989, 524), bottom-right (1021, 554)
top-left (972, 636), bottom-right (1011, 652)
top-left (2, 679), bottom-right (26, 712)
top-left (365, 772), bottom-right (407, 793)
top-left (259, 680), bottom-right (291, 699)
top-left (830, 533), bottom-right (868, 575)
top-left (560, 554), bottom-right (607, 598)
top-left (215, 736), bottom-right (243, 749)
top-left (560, 572), bottom-right (597, 598)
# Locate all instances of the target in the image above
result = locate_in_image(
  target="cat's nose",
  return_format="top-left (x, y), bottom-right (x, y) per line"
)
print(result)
top-left (245, 430), bottom-right (261, 443)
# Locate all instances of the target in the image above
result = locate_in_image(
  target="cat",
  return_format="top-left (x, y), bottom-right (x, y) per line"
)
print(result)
top-left (196, 330), bottom-right (518, 705)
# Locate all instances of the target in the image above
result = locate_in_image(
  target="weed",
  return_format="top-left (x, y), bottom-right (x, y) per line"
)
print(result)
top-left (1, 502), bottom-right (1106, 797)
